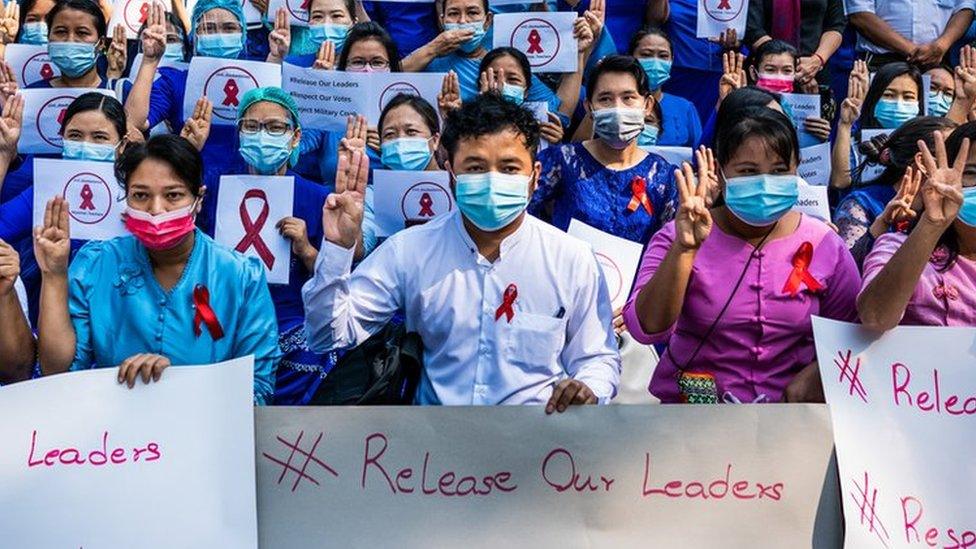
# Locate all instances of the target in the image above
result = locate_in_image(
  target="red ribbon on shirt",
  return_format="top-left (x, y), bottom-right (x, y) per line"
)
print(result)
top-left (627, 176), bottom-right (653, 215)
top-left (234, 189), bottom-right (275, 270)
top-left (418, 192), bottom-right (435, 217)
top-left (495, 284), bottom-right (518, 323)
top-left (222, 79), bottom-right (240, 107)
top-left (782, 241), bottom-right (824, 296)
top-left (193, 284), bottom-right (225, 341)
top-left (78, 184), bottom-right (96, 210)
top-left (527, 29), bottom-right (544, 54)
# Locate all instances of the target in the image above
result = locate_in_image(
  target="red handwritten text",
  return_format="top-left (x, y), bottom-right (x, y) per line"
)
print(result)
top-left (541, 448), bottom-right (614, 493)
top-left (27, 430), bottom-right (161, 468)
top-left (902, 495), bottom-right (975, 548)
top-left (641, 454), bottom-right (783, 501)
top-left (892, 363), bottom-right (976, 416)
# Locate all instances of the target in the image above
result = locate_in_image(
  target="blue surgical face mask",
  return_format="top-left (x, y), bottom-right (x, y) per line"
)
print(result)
top-left (454, 171), bottom-right (531, 231)
top-left (501, 83), bottom-right (525, 106)
top-left (239, 130), bottom-right (295, 175)
top-left (62, 139), bottom-right (117, 162)
top-left (381, 137), bottom-right (433, 171)
top-left (308, 23), bottom-right (350, 51)
top-left (928, 90), bottom-right (952, 118)
top-left (637, 124), bottom-right (659, 147)
top-left (873, 98), bottom-right (919, 129)
top-left (195, 32), bottom-right (243, 59)
top-left (48, 41), bottom-right (97, 78)
top-left (444, 21), bottom-right (487, 54)
top-left (592, 107), bottom-right (645, 149)
top-left (20, 22), bottom-right (48, 45)
top-left (724, 173), bottom-right (800, 227)
top-left (957, 187), bottom-right (976, 227)
top-left (162, 42), bottom-right (185, 62)
top-left (639, 58), bottom-right (671, 90)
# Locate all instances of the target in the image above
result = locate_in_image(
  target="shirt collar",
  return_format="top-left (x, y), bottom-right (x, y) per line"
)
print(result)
top-left (452, 210), bottom-right (531, 263)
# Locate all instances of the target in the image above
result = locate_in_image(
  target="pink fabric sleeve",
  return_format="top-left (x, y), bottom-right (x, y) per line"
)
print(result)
top-left (859, 232), bottom-right (907, 295)
top-left (622, 222), bottom-right (679, 345)
top-left (818, 231), bottom-right (860, 322)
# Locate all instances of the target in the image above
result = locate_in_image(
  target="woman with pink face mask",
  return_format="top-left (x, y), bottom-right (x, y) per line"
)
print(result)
top-left (34, 134), bottom-right (280, 404)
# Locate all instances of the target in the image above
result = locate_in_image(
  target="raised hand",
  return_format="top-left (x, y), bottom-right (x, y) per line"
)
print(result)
top-left (313, 39), bottom-right (336, 70)
top-left (323, 149), bottom-right (368, 249)
top-left (674, 160), bottom-right (712, 250)
top-left (539, 112), bottom-right (564, 144)
top-left (437, 71), bottom-right (462, 116)
top-left (954, 45), bottom-right (976, 103)
top-left (141, 2), bottom-right (167, 61)
top-left (338, 114), bottom-right (367, 164)
top-left (180, 97), bottom-right (213, 151)
top-left (0, 93), bottom-right (23, 158)
top-left (0, 61), bottom-right (17, 103)
top-left (478, 67), bottom-right (504, 94)
top-left (250, 0), bottom-right (269, 16)
top-left (0, 1), bottom-right (19, 45)
top-left (583, 0), bottom-right (604, 41)
top-left (573, 14), bottom-right (594, 53)
top-left (872, 166), bottom-right (921, 236)
top-left (840, 62), bottom-right (867, 126)
top-left (917, 131), bottom-right (970, 227)
top-left (33, 197), bottom-right (71, 276)
top-left (695, 145), bottom-right (720, 207)
top-left (718, 51), bottom-right (746, 101)
top-left (0, 238), bottom-right (19, 297)
top-left (107, 24), bottom-right (128, 79)
top-left (267, 8), bottom-right (291, 63)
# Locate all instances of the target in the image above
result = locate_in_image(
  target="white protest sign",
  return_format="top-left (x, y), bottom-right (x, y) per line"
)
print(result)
top-left (186, 0), bottom-right (262, 23)
top-left (800, 142), bottom-right (831, 187)
top-left (3, 44), bottom-right (59, 87)
top-left (793, 182), bottom-right (830, 221)
top-left (268, 0), bottom-right (308, 26)
top-left (855, 129), bottom-right (888, 183)
top-left (19, 88), bottom-right (114, 154)
top-left (812, 318), bottom-right (976, 549)
top-left (109, 0), bottom-right (172, 39)
top-left (568, 219), bottom-right (643, 310)
top-left (696, 0), bottom-right (747, 39)
top-left (255, 405), bottom-right (842, 548)
top-left (642, 145), bottom-right (693, 167)
top-left (372, 170), bottom-right (453, 237)
top-left (282, 63), bottom-right (367, 132)
top-left (493, 12), bottom-right (578, 73)
top-left (132, 52), bottom-right (188, 73)
top-left (923, 73), bottom-right (932, 115)
top-left (0, 357), bottom-right (257, 548)
top-left (215, 175), bottom-right (294, 285)
top-left (780, 92), bottom-right (822, 149)
top-left (184, 57), bottom-right (282, 126)
top-left (366, 71), bottom-right (446, 122)
top-left (32, 158), bottom-right (127, 242)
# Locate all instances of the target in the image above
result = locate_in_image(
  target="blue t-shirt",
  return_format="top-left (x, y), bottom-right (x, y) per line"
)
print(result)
top-left (665, 0), bottom-right (725, 73)
top-left (558, 0), bottom-right (645, 54)
top-left (362, 1), bottom-right (438, 56)
top-left (658, 92), bottom-right (702, 147)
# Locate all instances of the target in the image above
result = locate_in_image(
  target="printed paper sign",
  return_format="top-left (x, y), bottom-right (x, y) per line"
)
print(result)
top-left (642, 145), bottom-right (693, 167)
top-left (855, 129), bottom-right (888, 184)
top-left (793, 182), bottom-right (830, 221)
top-left (812, 318), bottom-right (976, 549)
top-left (185, 0), bottom-right (262, 23)
top-left (20, 88), bottom-right (114, 154)
top-left (215, 175), bottom-right (295, 285)
top-left (922, 74), bottom-right (932, 115)
top-left (799, 142), bottom-right (831, 187)
top-left (0, 357), bottom-right (257, 548)
top-left (109, 0), bottom-right (173, 39)
top-left (132, 52), bottom-right (188, 73)
top-left (268, 0), bottom-right (308, 26)
top-left (3, 44), bottom-right (60, 88)
top-left (184, 57), bottom-right (282, 126)
top-left (367, 72), bottom-right (445, 122)
top-left (780, 92), bottom-right (822, 149)
top-left (32, 158), bottom-right (127, 242)
top-left (567, 219), bottom-right (643, 310)
top-left (493, 12), bottom-right (578, 73)
top-left (372, 170), bottom-right (453, 237)
top-left (696, 0), bottom-right (747, 39)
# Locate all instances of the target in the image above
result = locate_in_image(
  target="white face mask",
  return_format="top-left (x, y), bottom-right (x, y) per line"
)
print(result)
top-left (592, 107), bottom-right (645, 149)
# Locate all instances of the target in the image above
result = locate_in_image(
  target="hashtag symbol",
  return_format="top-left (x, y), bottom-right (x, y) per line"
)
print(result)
top-left (850, 471), bottom-right (890, 547)
top-left (262, 430), bottom-right (339, 492)
top-left (834, 349), bottom-right (868, 403)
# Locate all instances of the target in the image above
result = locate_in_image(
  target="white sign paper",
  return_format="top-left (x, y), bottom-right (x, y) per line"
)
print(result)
top-left (109, 0), bottom-right (173, 39)
top-left (642, 145), bottom-right (694, 167)
top-left (922, 74), bottom-right (932, 115)
top-left (0, 357), bottom-right (258, 549)
top-left (132, 52), bottom-right (189, 73)
top-left (793, 181), bottom-right (830, 221)
top-left (3, 44), bottom-right (59, 87)
top-left (855, 129), bottom-right (889, 184)
top-left (568, 219), bottom-right (643, 310)
top-left (19, 88), bottom-right (114, 154)
top-left (696, 0), bottom-right (747, 39)
top-left (184, 57), bottom-right (283, 126)
top-left (215, 175), bottom-right (294, 285)
top-left (800, 142), bottom-right (831, 187)
top-left (780, 92), bottom-right (822, 149)
top-left (268, 0), bottom-right (308, 26)
top-left (32, 158), bottom-right (127, 241)
top-left (366, 71), bottom-right (445, 122)
top-left (812, 318), bottom-right (976, 549)
top-left (493, 12), bottom-right (578, 73)
top-left (372, 170), bottom-right (453, 237)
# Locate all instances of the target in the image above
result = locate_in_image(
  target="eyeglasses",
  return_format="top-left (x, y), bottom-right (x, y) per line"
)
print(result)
top-left (238, 119), bottom-right (294, 136)
top-left (346, 59), bottom-right (390, 71)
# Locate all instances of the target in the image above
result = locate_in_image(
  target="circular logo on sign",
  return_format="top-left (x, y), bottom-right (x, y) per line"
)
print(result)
top-left (22, 52), bottom-right (57, 86)
top-left (703, 0), bottom-right (744, 23)
top-left (594, 252), bottom-right (624, 303)
top-left (36, 95), bottom-right (77, 148)
top-left (62, 172), bottom-right (113, 225)
top-left (400, 182), bottom-right (452, 225)
top-left (122, 0), bottom-right (152, 34)
top-left (204, 66), bottom-right (260, 120)
top-left (378, 81), bottom-right (421, 114)
top-left (284, 0), bottom-right (309, 24)
top-left (509, 18), bottom-right (560, 69)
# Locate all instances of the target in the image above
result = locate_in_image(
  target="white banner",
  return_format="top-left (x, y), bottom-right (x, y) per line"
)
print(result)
top-left (19, 88), bottom-right (114, 154)
top-left (372, 169), bottom-right (453, 237)
top-left (568, 219), bottom-right (643, 311)
top-left (109, 0), bottom-right (173, 39)
top-left (813, 318), bottom-right (976, 549)
top-left (215, 175), bottom-right (294, 285)
top-left (493, 12), bottom-right (578, 73)
top-left (800, 142), bottom-right (831, 187)
top-left (0, 357), bottom-right (258, 548)
top-left (3, 44), bottom-right (59, 88)
top-left (780, 92), bottom-right (822, 149)
top-left (32, 158), bottom-right (127, 241)
top-left (696, 0), bottom-right (747, 39)
top-left (184, 58), bottom-right (282, 126)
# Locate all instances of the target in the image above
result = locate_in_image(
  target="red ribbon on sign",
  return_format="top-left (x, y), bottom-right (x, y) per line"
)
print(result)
top-left (418, 192), bottom-right (434, 217)
top-left (235, 189), bottom-right (276, 269)
top-left (78, 184), bottom-right (96, 210)
top-left (526, 29), bottom-right (544, 54)
top-left (782, 241), bottom-right (824, 296)
top-left (193, 284), bottom-right (225, 341)
top-left (40, 63), bottom-right (54, 80)
top-left (57, 108), bottom-right (67, 125)
top-left (223, 79), bottom-right (240, 107)
top-left (139, 2), bottom-right (149, 23)
top-left (495, 284), bottom-right (518, 323)
top-left (716, 0), bottom-right (732, 9)
top-left (626, 176), bottom-right (653, 215)
top-left (300, 0), bottom-right (311, 9)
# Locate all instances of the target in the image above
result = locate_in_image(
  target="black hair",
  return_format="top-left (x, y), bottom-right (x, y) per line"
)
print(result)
top-left (137, 11), bottom-right (190, 61)
top-left (717, 86), bottom-right (781, 114)
top-left (441, 93), bottom-right (540, 163)
top-left (115, 134), bottom-right (203, 196)
top-left (440, 0), bottom-right (488, 15)
top-left (60, 92), bottom-right (127, 140)
top-left (860, 62), bottom-right (924, 129)
top-left (46, 0), bottom-right (107, 41)
top-left (585, 54), bottom-right (651, 101)
top-left (714, 106), bottom-right (798, 168)
top-left (337, 21), bottom-right (402, 72)
top-left (931, 122), bottom-right (976, 271)
top-left (379, 93), bottom-right (440, 137)
top-left (479, 47), bottom-right (532, 88)
top-left (854, 116), bottom-right (957, 187)
top-left (746, 38), bottom-right (798, 80)
top-left (628, 26), bottom-right (671, 56)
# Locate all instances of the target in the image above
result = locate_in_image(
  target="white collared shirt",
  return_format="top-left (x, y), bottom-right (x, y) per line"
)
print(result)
top-left (302, 211), bottom-right (621, 405)
top-left (845, 0), bottom-right (976, 54)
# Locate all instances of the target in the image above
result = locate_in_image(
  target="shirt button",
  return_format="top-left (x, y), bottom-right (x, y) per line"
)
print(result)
top-left (753, 315), bottom-right (766, 323)
top-left (155, 333), bottom-right (163, 341)
top-left (157, 313), bottom-right (165, 321)
top-left (752, 251), bottom-right (764, 259)
top-left (749, 282), bottom-right (763, 291)
top-left (751, 346), bottom-right (761, 355)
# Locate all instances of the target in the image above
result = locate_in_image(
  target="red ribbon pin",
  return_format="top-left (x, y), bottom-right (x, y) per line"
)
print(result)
top-left (234, 189), bottom-right (276, 270)
top-left (782, 241), bottom-right (824, 296)
top-left (716, 0), bottom-right (732, 9)
top-left (39, 63), bottom-right (54, 80)
top-left (138, 2), bottom-right (149, 23)
top-left (495, 284), bottom-right (518, 323)
top-left (223, 79), bottom-right (240, 107)
top-left (78, 184), bottom-right (96, 211)
top-left (193, 284), bottom-right (225, 341)
top-left (626, 176), bottom-right (653, 215)
top-left (418, 192), bottom-right (435, 217)
top-left (526, 29), bottom-right (544, 54)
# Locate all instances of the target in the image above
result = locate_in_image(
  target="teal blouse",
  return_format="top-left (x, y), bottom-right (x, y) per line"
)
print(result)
top-left (67, 229), bottom-right (280, 404)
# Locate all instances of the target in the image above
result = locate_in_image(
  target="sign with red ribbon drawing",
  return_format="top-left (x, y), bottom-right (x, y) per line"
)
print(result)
top-left (372, 170), bottom-right (453, 237)
top-left (567, 219), bottom-right (643, 311)
top-left (3, 44), bottom-right (60, 88)
top-left (184, 58), bottom-right (283, 126)
top-left (268, 0), bottom-right (309, 26)
top-left (20, 88), bottom-right (114, 154)
top-left (109, 0), bottom-right (173, 39)
top-left (696, 0), bottom-right (747, 39)
top-left (494, 12), bottom-right (578, 73)
top-left (215, 175), bottom-right (294, 284)
top-left (32, 158), bottom-right (127, 241)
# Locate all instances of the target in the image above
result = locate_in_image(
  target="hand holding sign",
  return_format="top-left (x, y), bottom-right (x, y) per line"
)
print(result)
top-left (0, 94), bottom-right (23, 159)
top-left (180, 97), bottom-right (213, 151)
top-left (140, 2), bottom-right (167, 62)
top-left (313, 39), bottom-right (336, 71)
top-left (918, 130), bottom-right (969, 228)
top-left (117, 353), bottom-right (171, 387)
top-left (573, 13), bottom-right (594, 53)
top-left (674, 159), bottom-right (712, 251)
top-left (545, 379), bottom-right (597, 414)
top-left (276, 216), bottom-right (315, 269)
top-left (539, 112), bottom-right (564, 144)
top-left (324, 149), bottom-right (368, 250)
top-left (33, 197), bottom-right (71, 276)
top-left (267, 8), bottom-right (291, 64)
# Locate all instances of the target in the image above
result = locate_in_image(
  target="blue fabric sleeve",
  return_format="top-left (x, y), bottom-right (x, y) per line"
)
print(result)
top-left (235, 255), bottom-right (282, 404)
top-left (0, 186), bottom-right (33, 244)
top-left (67, 241), bottom-right (102, 371)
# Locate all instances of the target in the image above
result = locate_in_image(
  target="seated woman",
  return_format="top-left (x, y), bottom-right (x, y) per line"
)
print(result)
top-left (34, 134), bottom-right (279, 403)
top-left (0, 239), bottom-right (33, 383)
top-left (624, 107), bottom-right (859, 404)
top-left (858, 125), bottom-right (976, 330)
top-left (629, 26), bottom-right (701, 147)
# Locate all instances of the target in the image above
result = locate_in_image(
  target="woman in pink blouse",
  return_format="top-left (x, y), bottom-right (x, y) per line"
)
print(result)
top-left (858, 126), bottom-right (975, 329)
top-left (623, 107), bottom-right (860, 404)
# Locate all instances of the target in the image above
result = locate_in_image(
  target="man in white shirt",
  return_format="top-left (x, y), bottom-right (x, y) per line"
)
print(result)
top-left (0, 239), bottom-right (35, 383)
top-left (303, 94), bottom-right (620, 411)
top-left (846, 0), bottom-right (974, 68)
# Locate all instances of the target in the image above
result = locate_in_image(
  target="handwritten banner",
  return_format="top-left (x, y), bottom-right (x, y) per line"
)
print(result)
top-left (0, 357), bottom-right (257, 548)
top-left (3, 44), bottom-right (60, 87)
top-left (184, 57), bottom-right (282, 126)
top-left (568, 219), bottom-right (643, 311)
top-left (696, 0), bottom-right (747, 39)
top-left (780, 92), bottom-right (822, 149)
top-left (215, 175), bottom-right (294, 284)
top-left (813, 319), bottom-right (976, 549)
top-left (800, 142), bottom-right (831, 187)
top-left (372, 170), bottom-right (453, 237)
top-left (19, 88), bottom-right (114, 154)
top-left (493, 12), bottom-right (578, 73)
top-left (32, 158), bottom-right (127, 241)
top-left (794, 180), bottom-right (830, 222)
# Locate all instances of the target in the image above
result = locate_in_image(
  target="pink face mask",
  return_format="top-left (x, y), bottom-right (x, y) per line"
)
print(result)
top-left (756, 72), bottom-right (795, 94)
top-left (123, 201), bottom-right (198, 250)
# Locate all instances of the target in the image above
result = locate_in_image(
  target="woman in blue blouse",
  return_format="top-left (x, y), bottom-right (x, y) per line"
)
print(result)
top-left (530, 55), bottom-right (677, 244)
top-left (27, 0), bottom-right (116, 90)
top-left (34, 134), bottom-right (280, 404)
